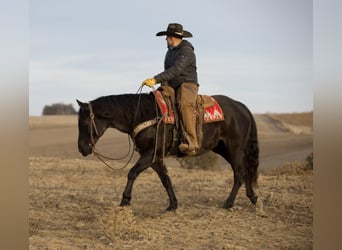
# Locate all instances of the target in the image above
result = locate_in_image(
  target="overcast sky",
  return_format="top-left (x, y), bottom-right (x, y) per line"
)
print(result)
top-left (29, 0), bottom-right (312, 115)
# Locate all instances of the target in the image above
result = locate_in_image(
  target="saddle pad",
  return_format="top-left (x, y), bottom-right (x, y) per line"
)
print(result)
top-left (152, 90), bottom-right (175, 124)
top-left (202, 96), bottom-right (225, 123)
top-left (152, 91), bottom-right (224, 124)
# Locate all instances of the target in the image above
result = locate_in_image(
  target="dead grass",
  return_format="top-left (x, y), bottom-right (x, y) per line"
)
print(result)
top-left (29, 157), bottom-right (312, 249)
top-left (265, 161), bottom-right (313, 176)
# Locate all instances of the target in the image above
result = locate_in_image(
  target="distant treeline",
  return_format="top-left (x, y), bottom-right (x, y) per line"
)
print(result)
top-left (42, 103), bottom-right (77, 115)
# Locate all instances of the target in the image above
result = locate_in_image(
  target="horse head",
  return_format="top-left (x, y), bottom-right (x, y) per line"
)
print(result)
top-left (76, 99), bottom-right (109, 156)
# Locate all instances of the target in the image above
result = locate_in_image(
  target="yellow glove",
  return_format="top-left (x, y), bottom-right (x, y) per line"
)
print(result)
top-left (142, 78), bottom-right (157, 88)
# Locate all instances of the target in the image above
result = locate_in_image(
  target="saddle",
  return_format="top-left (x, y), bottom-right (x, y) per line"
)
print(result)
top-left (152, 86), bottom-right (224, 154)
top-left (152, 86), bottom-right (224, 124)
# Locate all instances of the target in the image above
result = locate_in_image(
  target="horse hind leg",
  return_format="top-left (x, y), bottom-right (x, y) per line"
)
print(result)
top-left (245, 137), bottom-right (259, 205)
top-left (245, 174), bottom-right (258, 205)
top-left (226, 151), bottom-right (258, 208)
top-left (213, 140), bottom-right (242, 209)
top-left (223, 150), bottom-right (245, 209)
top-left (223, 151), bottom-right (258, 208)
top-left (223, 169), bottom-right (243, 209)
top-left (213, 142), bottom-right (245, 209)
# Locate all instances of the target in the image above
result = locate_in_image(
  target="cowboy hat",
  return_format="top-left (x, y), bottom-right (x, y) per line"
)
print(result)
top-left (156, 23), bottom-right (193, 38)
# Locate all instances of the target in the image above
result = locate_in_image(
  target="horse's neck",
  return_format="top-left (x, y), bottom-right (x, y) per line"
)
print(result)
top-left (106, 94), bottom-right (153, 134)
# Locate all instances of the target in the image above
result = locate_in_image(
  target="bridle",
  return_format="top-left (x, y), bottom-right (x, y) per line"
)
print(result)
top-left (86, 85), bottom-right (165, 171)
top-left (88, 102), bottom-right (99, 147)
top-left (87, 102), bottom-right (135, 171)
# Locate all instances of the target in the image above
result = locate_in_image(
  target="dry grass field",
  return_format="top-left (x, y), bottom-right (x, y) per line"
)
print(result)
top-left (29, 113), bottom-right (313, 249)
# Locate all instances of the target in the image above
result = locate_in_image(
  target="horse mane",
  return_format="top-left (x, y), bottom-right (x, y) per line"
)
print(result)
top-left (91, 93), bottom-right (155, 122)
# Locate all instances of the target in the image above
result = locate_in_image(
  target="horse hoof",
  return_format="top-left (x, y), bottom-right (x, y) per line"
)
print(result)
top-left (249, 195), bottom-right (258, 205)
top-left (223, 202), bottom-right (233, 209)
top-left (119, 200), bottom-right (131, 207)
top-left (166, 205), bottom-right (177, 211)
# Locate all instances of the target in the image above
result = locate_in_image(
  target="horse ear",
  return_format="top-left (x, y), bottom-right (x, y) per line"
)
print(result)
top-left (76, 99), bottom-right (88, 110)
top-left (76, 99), bottom-right (82, 106)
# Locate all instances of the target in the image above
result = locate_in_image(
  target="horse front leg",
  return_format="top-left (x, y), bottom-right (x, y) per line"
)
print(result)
top-left (120, 155), bottom-right (151, 206)
top-left (151, 159), bottom-right (178, 211)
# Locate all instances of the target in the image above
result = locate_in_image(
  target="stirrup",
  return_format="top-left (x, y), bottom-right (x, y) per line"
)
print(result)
top-left (179, 143), bottom-right (197, 156)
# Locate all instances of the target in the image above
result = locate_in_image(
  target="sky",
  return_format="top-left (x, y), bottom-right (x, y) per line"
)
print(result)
top-left (29, 0), bottom-right (313, 115)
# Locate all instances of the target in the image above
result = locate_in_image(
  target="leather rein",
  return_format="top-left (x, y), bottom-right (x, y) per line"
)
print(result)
top-left (87, 86), bottom-right (165, 171)
top-left (88, 101), bottom-right (135, 171)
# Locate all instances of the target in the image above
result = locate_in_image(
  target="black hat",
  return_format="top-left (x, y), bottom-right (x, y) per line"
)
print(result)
top-left (156, 23), bottom-right (193, 38)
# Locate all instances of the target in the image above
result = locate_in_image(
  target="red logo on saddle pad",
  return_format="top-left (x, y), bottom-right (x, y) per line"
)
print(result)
top-left (203, 96), bottom-right (225, 123)
top-left (152, 90), bottom-right (224, 124)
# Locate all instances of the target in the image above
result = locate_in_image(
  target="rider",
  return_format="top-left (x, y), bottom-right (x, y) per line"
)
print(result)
top-left (142, 23), bottom-right (199, 156)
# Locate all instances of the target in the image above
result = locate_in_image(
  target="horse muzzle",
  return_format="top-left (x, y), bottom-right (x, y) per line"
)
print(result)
top-left (78, 143), bottom-right (93, 157)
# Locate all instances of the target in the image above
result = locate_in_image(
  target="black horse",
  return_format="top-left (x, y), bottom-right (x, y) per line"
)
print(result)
top-left (77, 92), bottom-right (259, 211)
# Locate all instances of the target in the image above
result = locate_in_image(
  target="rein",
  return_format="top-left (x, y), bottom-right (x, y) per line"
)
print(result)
top-left (87, 86), bottom-right (166, 170)
top-left (88, 101), bottom-right (135, 171)
top-left (87, 86), bottom-right (158, 171)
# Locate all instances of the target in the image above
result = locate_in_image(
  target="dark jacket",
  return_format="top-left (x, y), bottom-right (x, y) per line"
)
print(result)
top-left (154, 40), bottom-right (198, 88)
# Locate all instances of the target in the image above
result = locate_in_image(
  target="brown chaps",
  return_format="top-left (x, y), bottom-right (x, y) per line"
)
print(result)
top-left (175, 82), bottom-right (199, 154)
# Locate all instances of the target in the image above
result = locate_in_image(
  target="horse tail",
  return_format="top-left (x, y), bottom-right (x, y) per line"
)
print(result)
top-left (246, 113), bottom-right (259, 187)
